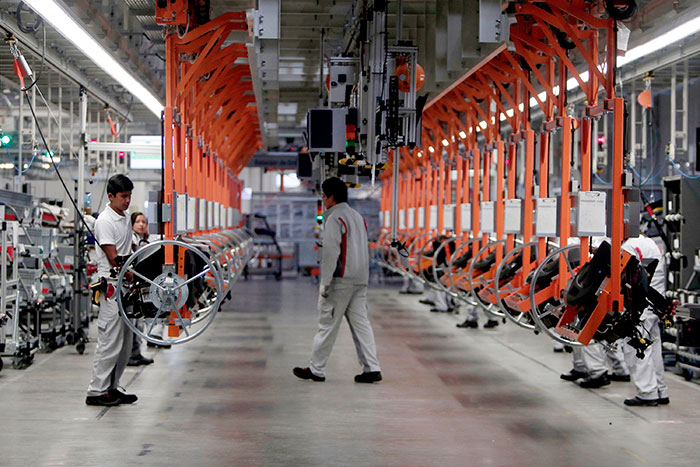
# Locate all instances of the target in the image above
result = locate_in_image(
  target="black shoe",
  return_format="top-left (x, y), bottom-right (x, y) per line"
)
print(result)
top-left (430, 307), bottom-right (448, 313)
top-left (553, 347), bottom-right (565, 353)
top-left (85, 393), bottom-right (122, 406)
top-left (399, 290), bottom-right (410, 294)
top-left (355, 371), bottom-right (382, 383)
top-left (560, 369), bottom-right (588, 381)
top-left (564, 345), bottom-right (573, 353)
top-left (293, 367), bottom-right (325, 382)
top-left (419, 299), bottom-right (435, 306)
top-left (127, 358), bottom-right (141, 367)
top-left (483, 320), bottom-right (499, 328)
top-left (624, 396), bottom-right (658, 406)
top-left (457, 319), bottom-right (478, 328)
top-left (579, 374), bottom-right (611, 389)
top-left (657, 397), bottom-right (670, 405)
top-left (147, 341), bottom-right (171, 349)
top-left (610, 373), bottom-right (630, 382)
top-left (109, 388), bottom-right (138, 404)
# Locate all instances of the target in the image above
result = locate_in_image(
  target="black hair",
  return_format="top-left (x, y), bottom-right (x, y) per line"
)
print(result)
top-left (131, 211), bottom-right (145, 225)
top-left (107, 174), bottom-right (134, 196)
top-left (321, 177), bottom-right (348, 203)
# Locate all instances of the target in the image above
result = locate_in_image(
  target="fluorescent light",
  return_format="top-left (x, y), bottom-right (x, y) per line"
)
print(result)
top-left (459, 131), bottom-right (467, 139)
top-left (24, 0), bottom-right (163, 117)
top-left (479, 121), bottom-right (487, 130)
top-left (417, 152), bottom-right (423, 158)
top-left (619, 16), bottom-right (700, 67)
top-left (428, 146), bottom-right (435, 153)
top-left (441, 138), bottom-right (449, 147)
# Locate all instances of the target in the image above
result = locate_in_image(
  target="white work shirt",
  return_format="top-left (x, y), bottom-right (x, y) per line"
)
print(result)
top-left (320, 202), bottom-right (369, 287)
top-left (94, 205), bottom-right (132, 279)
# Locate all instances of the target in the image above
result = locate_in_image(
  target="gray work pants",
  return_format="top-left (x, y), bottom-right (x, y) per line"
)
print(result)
top-left (309, 283), bottom-right (381, 378)
top-left (87, 294), bottom-right (133, 396)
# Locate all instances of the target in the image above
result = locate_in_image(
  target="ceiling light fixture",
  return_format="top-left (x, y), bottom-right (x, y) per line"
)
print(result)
top-left (428, 146), bottom-right (435, 153)
top-left (458, 131), bottom-right (467, 139)
top-left (23, 0), bottom-right (163, 117)
top-left (441, 138), bottom-right (449, 147)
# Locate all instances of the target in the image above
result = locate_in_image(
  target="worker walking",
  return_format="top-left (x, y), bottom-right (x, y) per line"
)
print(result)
top-left (294, 177), bottom-right (382, 383)
top-left (85, 174), bottom-right (138, 406)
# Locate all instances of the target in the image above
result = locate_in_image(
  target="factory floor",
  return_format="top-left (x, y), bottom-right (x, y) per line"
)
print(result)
top-left (1, 279), bottom-right (699, 466)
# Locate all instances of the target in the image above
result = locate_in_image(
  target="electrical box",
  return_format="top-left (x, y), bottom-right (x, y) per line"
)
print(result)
top-left (213, 202), bottom-right (220, 228)
top-left (429, 205), bottom-right (438, 230)
top-left (535, 198), bottom-right (558, 237)
top-left (207, 201), bottom-right (214, 229)
top-left (571, 191), bottom-right (607, 237)
top-left (480, 201), bottom-right (495, 233)
top-left (307, 108), bottom-right (349, 153)
top-left (328, 57), bottom-right (358, 107)
top-left (199, 198), bottom-right (207, 230)
top-left (418, 207), bottom-right (425, 229)
top-left (461, 204), bottom-right (472, 232)
top-left (504, 199), bottom-right (523, 234)
top-left (408, 207), bottom-right (415, 229)
top-left (443, 204), bottom-right (455, 231)
top-left (399, 209), bottom-right (406, 230)
top-left (383, 211), bottom-right (390, 228)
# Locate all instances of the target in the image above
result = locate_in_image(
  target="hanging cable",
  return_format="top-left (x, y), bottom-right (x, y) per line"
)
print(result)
top-left (22, 89), bottom-right (102, 248)
top-left (668, 156), bottom-right (700, 179)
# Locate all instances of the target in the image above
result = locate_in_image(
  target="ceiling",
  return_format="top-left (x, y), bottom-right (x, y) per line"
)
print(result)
top-left (0, 0), bottom-right (698, 158)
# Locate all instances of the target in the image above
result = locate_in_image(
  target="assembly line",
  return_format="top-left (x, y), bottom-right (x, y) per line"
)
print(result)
top-left (0, 0), bottom-right (699, 465)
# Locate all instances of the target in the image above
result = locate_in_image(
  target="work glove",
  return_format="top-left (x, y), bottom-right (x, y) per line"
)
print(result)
top-left (320, 285), bottom-right (330, 298)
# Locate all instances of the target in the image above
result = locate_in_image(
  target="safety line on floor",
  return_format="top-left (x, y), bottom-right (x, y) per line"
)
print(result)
top-left (489, 335), bottom-right (650, 423)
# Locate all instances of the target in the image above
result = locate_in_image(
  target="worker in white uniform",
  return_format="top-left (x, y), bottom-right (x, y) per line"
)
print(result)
top-left (293, 177), bottom-right (382, 383)
top-left (85, 174), bottom-right (138, 406)
top-left (621, 234), bottom-right (669, 406)
top-left (560, 237), bottom-right (630, 387)
top-left (400, 275), bottom-right (424, 294)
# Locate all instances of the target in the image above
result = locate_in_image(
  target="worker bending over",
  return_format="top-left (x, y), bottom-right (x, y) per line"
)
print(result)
top-left (85, 174), bottom-right (138, 406)
top-left (294, 177), bottom-right (382, 383)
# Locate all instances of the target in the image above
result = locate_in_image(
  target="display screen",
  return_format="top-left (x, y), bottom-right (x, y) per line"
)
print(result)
top-left (129, 135), bottom-right (162, 169)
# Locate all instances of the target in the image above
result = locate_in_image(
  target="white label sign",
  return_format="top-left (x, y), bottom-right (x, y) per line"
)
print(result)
top-left (399, 209), bottom-right (406, 230)
top-left (535, 198), bottom-right (558, 237)
top-left (207, 201), bottom-right (214, 229)
top-left (480, 201), bottom-right (495, 233)
top-left (461, 204), bottom-right (472, 232)
top-left (199, 198), bottom-right (207, 230)
top-left (575, 191), bottom-right (607, 236)
top-left (187, 197), bottom-right (197, 231)
top-left (429, 205), bottom-right (438, 229)
top-left (175, 193), bottom-right (187, 234)
top-left (408, 208), bottom-right (415, 229)
top-left (418, 207), bottom-right (425, 228)
top-left (443, 204), bottom-right (455, 231)
top-left (504, 199), bottom-right (523, 234)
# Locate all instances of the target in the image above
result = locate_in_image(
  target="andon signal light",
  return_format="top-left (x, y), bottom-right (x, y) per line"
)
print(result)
top-left (596, 136), bottom-right (606, 144)
top-left (0, 134), bottom-right (11, 146)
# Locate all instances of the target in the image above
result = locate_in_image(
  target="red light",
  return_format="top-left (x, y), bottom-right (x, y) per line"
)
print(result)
top-left (118, 152), bottom-right (125, 158)
top-left (90, 139), bottom-right (97, 143)
top-left (596, 136), bottom-right (606, 144)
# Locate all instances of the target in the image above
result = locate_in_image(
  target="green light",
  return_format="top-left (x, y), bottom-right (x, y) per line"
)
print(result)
top-left (316, 215), bottom-right (324, 221)
top-left (0, 135), bottom-right (10, 146)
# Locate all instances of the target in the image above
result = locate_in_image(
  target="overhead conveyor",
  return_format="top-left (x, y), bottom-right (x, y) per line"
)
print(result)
top-left (372, 0), bottom-right (675, 356)
top-left (112, 9), bottom-right (261, 346)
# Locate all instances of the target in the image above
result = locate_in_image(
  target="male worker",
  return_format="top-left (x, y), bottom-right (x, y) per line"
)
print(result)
top-left (86, 174), bottom-right (138, 406)
top-left (621, 233), bottom-right (669, 406)
top-left (293, 177), bottom-right (382, 383)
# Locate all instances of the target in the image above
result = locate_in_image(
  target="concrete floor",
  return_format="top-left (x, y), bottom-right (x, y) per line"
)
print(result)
top-left (0, 279), bottom-right (699, 466)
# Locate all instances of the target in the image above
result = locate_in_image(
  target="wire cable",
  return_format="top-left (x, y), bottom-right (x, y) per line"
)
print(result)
top-left (22, 90), bottom-right (102, 249)
top-left (668, 157), bottom-right (700, 179)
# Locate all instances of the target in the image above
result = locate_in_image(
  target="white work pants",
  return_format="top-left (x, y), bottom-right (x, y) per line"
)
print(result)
top-left (400, 276), bottom-right (424, 293)
top-left (580, 340), bottom-right (629, 378)
top-left (309, 283), bottom-right (381, 378)
top-left (623, 311), bottom-right (668, 400)
top-left (87, 294), bottom-right (133, 396)
top-left (430, 290), bottom-right (449, 311)
top-left (466, 305), bottom-right (494, 322)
